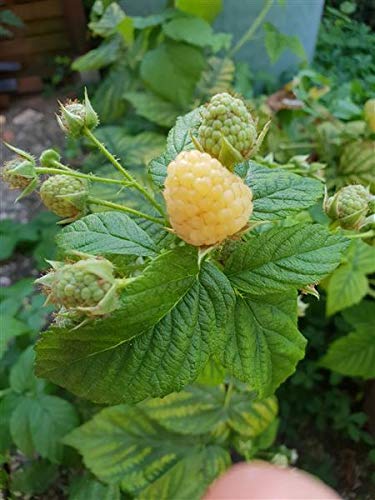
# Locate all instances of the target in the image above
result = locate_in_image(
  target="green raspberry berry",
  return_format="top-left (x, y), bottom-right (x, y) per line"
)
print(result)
top-left (325, 185), bottom-right (372, 229)
top-left (36, 257), bottom-right (119, 316)
top-left (198, 93), bottom-right (257, 160)
top-left (2, 159), bottom-right (33, 190)
top-left (40, 175), bottom-right (88, 219)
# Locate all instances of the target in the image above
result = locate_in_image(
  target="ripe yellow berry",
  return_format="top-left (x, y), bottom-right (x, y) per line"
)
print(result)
top-left (164, 150), bottom-right (253, 246)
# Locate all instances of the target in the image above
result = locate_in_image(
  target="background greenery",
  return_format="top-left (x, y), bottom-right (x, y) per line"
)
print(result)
top-left (1, 0), bottom-right (374, 497)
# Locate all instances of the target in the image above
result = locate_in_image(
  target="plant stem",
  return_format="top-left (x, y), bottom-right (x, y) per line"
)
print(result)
top-left (87, 196), bottom-right (166, 226)
top-left (229, 0), bottom-right (274, 57)
top-left (36, 167), bottom-right (133, 187)
top-left (224, 381), bottom-right (234, 408)
top-left (84, 127), bottom-right (165, 216)
top-left (346, 230), bottom-right (374, 239)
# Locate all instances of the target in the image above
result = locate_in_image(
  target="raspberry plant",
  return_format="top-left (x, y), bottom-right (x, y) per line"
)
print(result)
top-left (2, 91), bottom-right (357, 498)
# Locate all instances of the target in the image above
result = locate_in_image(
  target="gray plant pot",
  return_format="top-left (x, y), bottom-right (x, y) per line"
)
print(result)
top-left (121, 0), bottom-right (324, 77)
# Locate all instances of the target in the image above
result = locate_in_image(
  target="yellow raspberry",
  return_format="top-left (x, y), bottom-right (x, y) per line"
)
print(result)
top-left (164, 150), bottom-right (253, 246)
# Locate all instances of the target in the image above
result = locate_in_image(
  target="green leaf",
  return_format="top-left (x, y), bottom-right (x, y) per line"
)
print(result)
top-left (163, 17), bottom-right (230, 52)
top-left (9, 346), bottom-right (46, 395)
top-left (142, 384), bottom-right (277, 440)
top-left (1, 10), bottom-right (24, 28)
top-left (124, 91), bottom-right (181, 128)
top-left (326, 240), bottom-right (374, 316)
top-left (93, 65), bottom-right (131, 123)
top-left (11, 460), bottom-right (58, 495)
top-left (140, 41), bottom-right (205, 108)
top-left (196, 57), bottom-right (235, 100)
top-left (224, 224), bottom-right (348, 295)
top-left (320, 329), bottom-right (375, 379)
top-left (37, 258), bottom-right (234, 404)
top-left (0, 394), bottom-right (19, 453)
top-left (36, 252), bottom-right (235, 404)
top-left (69, 473), bottom-right (121, 500)
top-left (10, 394), bottom-right (79, 462)
top-left (217, 292), bottom-right (306, 397)
top-left (175, 0), bottom-right (223, 22)
top-left (196, 357), bottom-right (226, 386)
top-left (228, 391), bottom-right (278, 438)
top-left (10, 397), bottom-right (35, 457)
top-left (149, 107), bottom-right (202, 189)
top-left (241, 162), bottom-right (324, 221)
top-left (55, 212), bottom-right (157, 257)
top-left (72, 36), bottom-right (122, 71)
top-left (342, 300), bottom-right (375, 331)
top-left (89, 3), bottom-right (125, 37)
top-left (64, 404), bottom-right (229, 496)
top-left (93, 127), bottom-right (166, 167)
top-left (0, 316), bottom-right (30, 359)
top-left (141, 385), bottom-right (227, 436)
top-left (264, 22), bottom-right (306, 64)
top-left (117, 17), bottom-right (134, 45)
top-left (138, 447), bottom-right (229, 500)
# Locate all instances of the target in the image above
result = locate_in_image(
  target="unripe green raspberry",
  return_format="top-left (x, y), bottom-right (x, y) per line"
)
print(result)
top-left (164, 150), bottom-right (253, 246)
top-left (325, 185), bottom-right (372, 229)
top-left (36, 257), bottom-right (119, 316)
top-left (40, 175), bottom-right (88, 219)
top-left (364, 98), bottom-right (375, 132)
top-left (2, 159), bottom-right (33, 190)
top-left (198, 93), bottom-right (257, 160)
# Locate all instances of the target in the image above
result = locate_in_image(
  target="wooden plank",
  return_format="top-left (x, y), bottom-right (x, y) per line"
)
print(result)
top-left (3, 0), bottom-right (63, 21)
top-left (0, 32), bottom-right (71, 57)
top-left (62, 0), bottom-right (87, 53)
top-left (24, 17), bottom-right (66, 36)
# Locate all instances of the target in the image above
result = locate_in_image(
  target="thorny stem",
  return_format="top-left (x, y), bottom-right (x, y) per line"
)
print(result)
top-left (83, 127), bottom-right (165, 217)
top-left (229, 0), bottom-right (274, 57)
top-left (87, 196), bottom-right (166, 226)
top-left (36, 166), bottom-right (134, 187)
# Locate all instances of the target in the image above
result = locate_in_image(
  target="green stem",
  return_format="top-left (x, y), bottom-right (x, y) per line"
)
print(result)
top-left (36, 167), bottom-right (133, 187)
top-left (84, 127), bottom-right (165, 216)
top-left (87, 196), bottom-right (166, 226)
top-left (346, 230), bottom-right (374, 239)
top-left (224, 381), bottom-right (234, 409)
top-left (229, 0), bottom-right (274, 57)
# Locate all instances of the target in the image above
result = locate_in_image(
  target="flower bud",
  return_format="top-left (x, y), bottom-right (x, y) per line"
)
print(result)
top-left (57, 88), bottom-right (99, 137)
top-left (40, 149), bottom-right (61, 168)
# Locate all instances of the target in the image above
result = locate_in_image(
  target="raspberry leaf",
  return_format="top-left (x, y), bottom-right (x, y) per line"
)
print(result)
top-left (56, 212), bottom-right (158, 257)
top-left (140, 41), bottom-right (205, 108)
top-left (124, 90), bottom-right (181, 127)
top-left (217, 291), bottom-right (306, 398)
top-left (141, 384), bottom-right (277, 439)
top-left (326, 240), bottom-right (375, 315)
top-left (72, 36), bottom-right (122, 72)
top-left (10, 394), bottom-right (79, 463)
top-left (149, 106), bottom-right (202, 189)
top-left (224, 224), bottom-right (349, 294)
top-left (319, 327), bottom-right (375, 379)
top-left (63, 404), bottom-right (230, 497)
top-left (35, 250), bottom-right (235, 404)
top-left (241, 162), bottom-right (324, 221)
